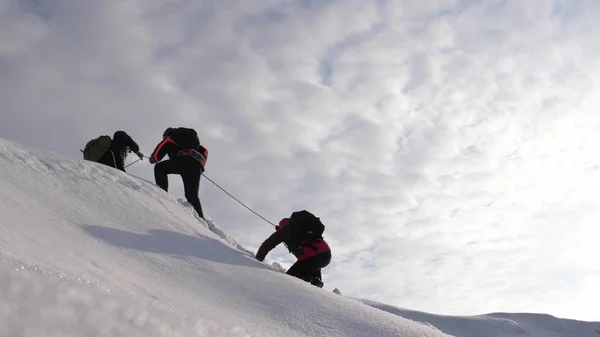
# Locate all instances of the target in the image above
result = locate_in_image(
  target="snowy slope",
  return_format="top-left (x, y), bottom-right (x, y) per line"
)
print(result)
top-left (0, 138), bottom-right (450, 337)
top-left (358, 299), bottom-right (600, 337)
top-left (0, 137), bottom-right (598, 337)
top-left (0, 256), bottom-right (253, 337)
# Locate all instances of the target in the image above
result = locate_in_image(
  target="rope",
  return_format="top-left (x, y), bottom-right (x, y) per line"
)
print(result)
top-left (137, 154), bottom-right (276, 227)
top-left (79, 145), bottom-right (276, 227)
top-left (79, 149), bottom-right (139, 169)
top-left (201, 173), bottom-right (276, 227)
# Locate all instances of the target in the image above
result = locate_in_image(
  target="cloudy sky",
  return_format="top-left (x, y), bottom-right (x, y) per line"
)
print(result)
top-left (2, 0), bottom-right (600, 321)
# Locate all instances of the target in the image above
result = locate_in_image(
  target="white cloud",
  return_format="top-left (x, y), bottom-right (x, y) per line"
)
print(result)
top-left (2, 0), bottom-right (600, 321)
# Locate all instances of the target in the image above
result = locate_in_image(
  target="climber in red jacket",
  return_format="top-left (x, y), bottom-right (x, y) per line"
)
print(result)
top-left (255, 211), bottom-right (331, 288)
top-left (149, 127), bottom-right (208, 219)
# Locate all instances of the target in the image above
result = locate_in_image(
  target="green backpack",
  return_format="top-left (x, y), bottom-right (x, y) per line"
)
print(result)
top-left (83, 135), bottom-right (112, 162)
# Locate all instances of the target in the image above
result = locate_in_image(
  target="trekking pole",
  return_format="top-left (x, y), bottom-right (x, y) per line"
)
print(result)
top-left (80, 149), bottom-right (141, 168)
top-left (125, 158), bottom-right (141, 168)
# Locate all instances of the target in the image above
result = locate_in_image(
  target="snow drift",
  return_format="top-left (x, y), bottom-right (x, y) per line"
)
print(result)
top-left (0, 137), bottom-right (597, 336)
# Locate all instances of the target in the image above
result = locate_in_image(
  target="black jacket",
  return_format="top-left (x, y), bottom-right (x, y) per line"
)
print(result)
top-left (255, 225), bottom-right (292, 261)
top-left (97, 131), bottom-right (140, 172)
top-left (150, 128), bottom-right (208, 171)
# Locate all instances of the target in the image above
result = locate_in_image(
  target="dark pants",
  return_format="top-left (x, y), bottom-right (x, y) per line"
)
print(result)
top-left (286, 251), bottom-right (332, 287)
top-left (97, 150), bottom-right (124, 172)
top-left (154, 156), bottom-right (204, 219)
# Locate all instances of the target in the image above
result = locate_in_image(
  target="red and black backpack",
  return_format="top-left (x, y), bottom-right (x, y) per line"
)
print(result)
top-left (284, 210), bottom-right (325, 252)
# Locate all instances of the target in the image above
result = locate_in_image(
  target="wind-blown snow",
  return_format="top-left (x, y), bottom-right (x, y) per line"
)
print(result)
top-left (0, 137), bottom-right (597, 337)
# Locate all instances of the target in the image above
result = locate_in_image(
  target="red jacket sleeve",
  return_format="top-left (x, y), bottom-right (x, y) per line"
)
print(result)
top-left (150, 136), bottom-right (176, 163)
top-left (198, 145), bottom-right (208, 169)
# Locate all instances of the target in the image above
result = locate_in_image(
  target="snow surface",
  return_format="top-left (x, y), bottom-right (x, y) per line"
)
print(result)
top-left (358, 299), bottom-right (600, 337)
top-left (0, 137), bottom-right (597, 337)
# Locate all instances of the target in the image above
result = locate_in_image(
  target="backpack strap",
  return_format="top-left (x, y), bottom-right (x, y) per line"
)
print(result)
top-left (300, 240), bottom-right (320, 250)
top-left (110, 150), bottom-right (116, 168)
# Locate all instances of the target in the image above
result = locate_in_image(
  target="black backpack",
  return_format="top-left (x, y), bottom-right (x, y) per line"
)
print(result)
top-left (172, 127), bottom-right (200, 150)
top-left (285, 210), bottom-right (325, 252)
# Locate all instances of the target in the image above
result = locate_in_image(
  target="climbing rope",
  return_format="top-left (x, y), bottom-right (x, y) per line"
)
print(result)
top-left (132, 154), bottom-right (276, 227)
top-left (80, 148), bottom-right (276, 227)
top-left (200, 173), bottom-right (276, 227)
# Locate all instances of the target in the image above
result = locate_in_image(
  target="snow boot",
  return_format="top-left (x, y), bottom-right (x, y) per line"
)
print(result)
top-left (309, 276), bottom-right (324, 288)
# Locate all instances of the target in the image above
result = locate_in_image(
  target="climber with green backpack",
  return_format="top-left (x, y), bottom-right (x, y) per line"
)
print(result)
top-left (83, 131), bottom-right (144, 172)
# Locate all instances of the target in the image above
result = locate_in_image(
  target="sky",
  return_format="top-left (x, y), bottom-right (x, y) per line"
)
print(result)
top-left (1, 0), bottom-right (600, 321)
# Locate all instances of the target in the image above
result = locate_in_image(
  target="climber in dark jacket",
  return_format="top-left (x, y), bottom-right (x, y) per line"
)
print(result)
top-left (255, 217), bottom-right (331, 288)
top-left (149, 127), bottom-right (208, 219)
top-left (97, 131), bottom-right (143, 172)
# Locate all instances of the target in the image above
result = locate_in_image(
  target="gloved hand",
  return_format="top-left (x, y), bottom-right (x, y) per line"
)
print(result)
top-left (148, 156), bottom-right (157, 164)
top-left (135, 151), bottom-right (144, 160)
